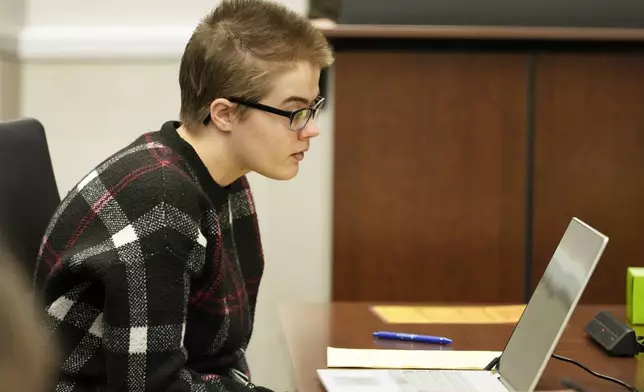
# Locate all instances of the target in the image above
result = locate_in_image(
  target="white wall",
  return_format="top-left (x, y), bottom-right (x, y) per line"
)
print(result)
top-left (12, 0), bottom-right (332, 390)
top-left (25, 0), bottom-right (307, 26)
top-left (0, 0), bottom-right (24, 35)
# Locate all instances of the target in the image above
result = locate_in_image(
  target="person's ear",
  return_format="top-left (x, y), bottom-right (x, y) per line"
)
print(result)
top-left (209, 98), bottom-right (238, 132)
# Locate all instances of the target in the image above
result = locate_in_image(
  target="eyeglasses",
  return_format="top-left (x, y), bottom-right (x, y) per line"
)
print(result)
top-left (202, 96), bottom-right (326, 131)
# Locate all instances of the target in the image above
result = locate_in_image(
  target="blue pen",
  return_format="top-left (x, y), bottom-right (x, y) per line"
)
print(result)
top-left (373, 331), bottom-right (452, 345)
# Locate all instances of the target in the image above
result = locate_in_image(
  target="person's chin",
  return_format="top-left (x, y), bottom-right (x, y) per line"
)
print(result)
top-left (261, 164), bottom-right (299, 181)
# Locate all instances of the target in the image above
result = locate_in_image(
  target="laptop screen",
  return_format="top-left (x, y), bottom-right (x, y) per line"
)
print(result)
top-left (497, 218), bottom-right (608, 392)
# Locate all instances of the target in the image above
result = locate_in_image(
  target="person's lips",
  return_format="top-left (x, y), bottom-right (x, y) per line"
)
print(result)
top-left (291, 148), bottom-right (308, 162)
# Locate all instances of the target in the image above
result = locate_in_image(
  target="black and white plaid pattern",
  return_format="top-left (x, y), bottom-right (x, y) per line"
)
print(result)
top-left (34, 121), bottom-right (268, 392)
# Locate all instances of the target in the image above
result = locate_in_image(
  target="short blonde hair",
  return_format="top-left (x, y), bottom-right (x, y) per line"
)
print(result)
top-left (0, 247), bottom-right (56, 392)
top-left (179, 0), bottom-right (334, 129)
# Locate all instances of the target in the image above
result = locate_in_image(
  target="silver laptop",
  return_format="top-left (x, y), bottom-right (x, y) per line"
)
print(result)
top-left (318, 217), bottom-right (608, 392)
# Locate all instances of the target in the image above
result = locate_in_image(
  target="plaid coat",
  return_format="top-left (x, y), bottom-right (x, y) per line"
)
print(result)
top-left (34, 121), bottom-right (268, 392)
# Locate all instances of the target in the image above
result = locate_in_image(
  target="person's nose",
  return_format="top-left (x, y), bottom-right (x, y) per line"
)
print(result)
top-left (298, 119), bottom-right (320, 140)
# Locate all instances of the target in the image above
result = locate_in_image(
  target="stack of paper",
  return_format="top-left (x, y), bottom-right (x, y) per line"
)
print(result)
top-left (326, 347), bottom-right (501, 370)
top-left (371, 304), bottom-right (525, 324)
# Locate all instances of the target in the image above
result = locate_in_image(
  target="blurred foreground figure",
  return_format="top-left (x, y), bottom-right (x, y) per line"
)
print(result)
top-left (0, 251), bottom-right (55, 392)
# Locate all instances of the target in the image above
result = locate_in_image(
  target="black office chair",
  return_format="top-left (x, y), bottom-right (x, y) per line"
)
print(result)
top-left (0, 118), bottom-right (60, 278)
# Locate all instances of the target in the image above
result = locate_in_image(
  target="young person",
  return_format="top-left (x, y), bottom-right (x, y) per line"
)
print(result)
top-left (33, 0), bottom-right (334, 390)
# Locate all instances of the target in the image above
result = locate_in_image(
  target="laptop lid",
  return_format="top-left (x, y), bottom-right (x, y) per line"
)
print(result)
top-left (496, 217), bottom-right (608, 392)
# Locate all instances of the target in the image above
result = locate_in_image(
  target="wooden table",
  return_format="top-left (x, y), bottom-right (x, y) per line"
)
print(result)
top-left (280, 303), bottom-right (643, 391)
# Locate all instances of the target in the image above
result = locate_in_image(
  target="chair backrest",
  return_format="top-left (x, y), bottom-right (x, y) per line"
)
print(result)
top-left (0, 118), bottom-right (60, 278)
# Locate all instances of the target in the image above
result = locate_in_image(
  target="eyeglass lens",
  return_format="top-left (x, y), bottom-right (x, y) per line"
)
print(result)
top-left (290, 99), bottom-right (324, 131)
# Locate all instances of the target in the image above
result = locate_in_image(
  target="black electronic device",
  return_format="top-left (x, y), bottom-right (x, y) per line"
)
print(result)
top-left (585, 311), bottom-right (643, 357)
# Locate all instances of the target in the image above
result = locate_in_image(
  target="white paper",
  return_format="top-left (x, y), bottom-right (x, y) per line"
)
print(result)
top-left (327, 347), bottom-right (501, 370)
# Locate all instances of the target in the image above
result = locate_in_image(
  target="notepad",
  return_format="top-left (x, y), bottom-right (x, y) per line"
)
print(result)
top-left (326, 347), bottom-right (501, 370)
top-left (371, 305), bottom-right (525, 324)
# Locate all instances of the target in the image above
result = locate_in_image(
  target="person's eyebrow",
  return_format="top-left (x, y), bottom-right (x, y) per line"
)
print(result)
top-left (281, 93), bottom-right (320, 106)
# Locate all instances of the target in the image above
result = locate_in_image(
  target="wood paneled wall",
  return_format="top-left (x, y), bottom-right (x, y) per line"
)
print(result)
top-left (330, 38), bottom-right (644, 304)
top-left (532, 53), bottom-right (644, 304)
top-left (333, 52), bottom-right (528, 303)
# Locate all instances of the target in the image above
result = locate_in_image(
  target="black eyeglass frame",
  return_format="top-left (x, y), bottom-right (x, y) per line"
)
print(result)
top-left (202, 96), bottom-right (326, 131)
